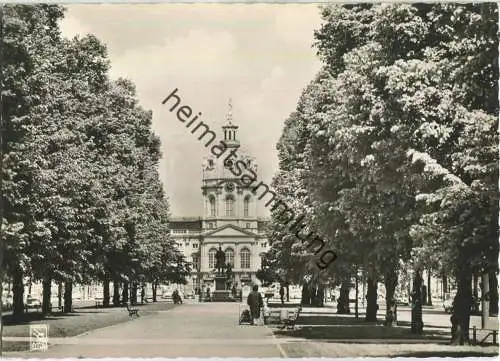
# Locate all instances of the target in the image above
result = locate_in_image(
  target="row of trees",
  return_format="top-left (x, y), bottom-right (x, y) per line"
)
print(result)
top-left (1, 5), bottom-right (190, 319)
top-left (264, 3), bottom-right (498, 344)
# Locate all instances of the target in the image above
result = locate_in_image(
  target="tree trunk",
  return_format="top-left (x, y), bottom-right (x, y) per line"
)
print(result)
top-left (286, 283), bottom-right (290, 302)
top-left (473, 273), bottom-right (478, 301)
top-left (12, 266), bottom-right (25, 319)
top-left (365, 277), bottom-right (378, 322)
top-left (113, 281), bottom-right (121, 306)
top-left (152, 281), bottom-right (158, 302)
top-left (103, 279), bottom-right (110, 307)
top-left (317, 284), bottom-right (325, 307)
top-left (58, 282), bottom-right (63, 309)
top-left (310, 282), bottom-right (319, 306)
top-left (337, 280), bottom-right (350, 314)
top-left (122, 282), bottom-right (129, 304)
top-left (427, 269), bottom-right (432, 306)
top-left (451, 270), bottom-right (472, 345)
top-left (63, 281), bottom-right (73, 313)
top-left (130, 283), bottom-right (138, 305)
top-left (443, 274), bottom-right (448, 299)
top-left (301, 281), bottom-right (310, 306)
top-left (384, 270), bottom-right (398, 326)
top-left (411, 269), bottom-right (424, 334)
top-left (42, 277), bottom-right (52, 315)
top-left (489, 272), bottom-right (498, 315)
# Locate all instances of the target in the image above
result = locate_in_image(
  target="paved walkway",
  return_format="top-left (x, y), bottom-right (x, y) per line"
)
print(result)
top-left (11, 302), bottom-right (283, 358)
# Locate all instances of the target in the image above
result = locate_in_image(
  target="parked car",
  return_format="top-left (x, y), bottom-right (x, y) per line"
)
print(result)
top-left (443, 294), bottom-right (454, 313)
top-left (443, 294), bottom-right (480, 315)
top-left (25, 295), bottom-right (42, 310)
top-left (2, 294), bottom-right (13, 309)
top-left (184, 289), bottom-right (195, 299)
top-left (395, 294), bottom-right (409, 306)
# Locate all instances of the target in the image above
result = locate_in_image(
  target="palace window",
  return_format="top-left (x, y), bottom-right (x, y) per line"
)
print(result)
top-left (246, 223), bottom-right (250, 229)
top-left (209, 195), bottom-right (216, 217)
top-left (225, 248), bottom-right (234, 267)
top-left (208, 248), bottom-right (217, 269)
top-left (240, 248), bottom-right (251, 269)
top-left (225, 195), bottom-right (234, 217)
top-left (192, 254), bottom-right (200, 270)
top-left (244, 195), bottom-right (251, 217)
top-left (193, 243), bottom-right (199, 249)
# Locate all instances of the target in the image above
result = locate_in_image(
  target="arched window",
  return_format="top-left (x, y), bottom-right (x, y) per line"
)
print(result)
top-left (225, 195), bottom-right (234, 217)
top-left (244, 195), bottom-right (251, 217)
top-left (209, 195), bottom-right (216, 217)
top-left (208, 248), bottom-right (217, 269)
top-left (225, 248), bottom-right (234, 267)
top-left (240, 248), bottom-right (251, 269)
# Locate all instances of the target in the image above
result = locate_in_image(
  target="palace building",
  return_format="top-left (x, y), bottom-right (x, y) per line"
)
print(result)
top-left (169, 102), bottom-right (270, 292)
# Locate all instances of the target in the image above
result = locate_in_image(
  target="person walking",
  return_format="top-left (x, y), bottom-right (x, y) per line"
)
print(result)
top-left (247, 285), bottom-right (264, 325)
top-left (279, 285), bottom-right (285, 305)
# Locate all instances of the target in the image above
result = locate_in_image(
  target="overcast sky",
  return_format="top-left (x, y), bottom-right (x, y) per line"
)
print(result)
top-left (60, 4), bottom-right (323, 217)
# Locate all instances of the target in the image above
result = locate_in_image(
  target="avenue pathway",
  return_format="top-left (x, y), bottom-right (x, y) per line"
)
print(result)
top-left (12, 302), bottom-right (283, 358)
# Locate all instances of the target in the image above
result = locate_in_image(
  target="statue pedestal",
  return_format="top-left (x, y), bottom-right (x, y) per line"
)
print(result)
top-left (215, 274), bottom-right (227, 291)
top-left (212, 273), bottom-right (232, 302)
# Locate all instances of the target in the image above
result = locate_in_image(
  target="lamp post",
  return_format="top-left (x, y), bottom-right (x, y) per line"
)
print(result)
top-left (355, 269), bottom-right (359, 319)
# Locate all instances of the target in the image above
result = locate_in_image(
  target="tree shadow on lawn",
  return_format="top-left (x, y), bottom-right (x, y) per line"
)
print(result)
top-left (274, 325), bottom-right (450, 342)
top-left (268, 303), bottom-right (302, 308)
top-left (397, 319), bottom-right (450, 330)
top-left (2, 309), bottom-right (119, 326)
top-left (3, 312), bottom-right (69, 325)
top-left (76, 304), bottom-right (124, 310)
top-left (297, 314), bottom-right (383, 326)
top-left (397, 350), bottom-right (499, 357)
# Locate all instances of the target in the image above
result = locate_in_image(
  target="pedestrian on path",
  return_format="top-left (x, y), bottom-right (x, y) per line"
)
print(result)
top-left (247, 285), bottom-right (264, 325)
top-left (279, 285), bottom-right (285, 305)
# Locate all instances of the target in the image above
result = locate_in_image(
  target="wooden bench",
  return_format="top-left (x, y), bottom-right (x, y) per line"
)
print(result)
top-left (126, 303), bottom-right (139, 317)
top-left (278, 306), bottom-right (302, 330)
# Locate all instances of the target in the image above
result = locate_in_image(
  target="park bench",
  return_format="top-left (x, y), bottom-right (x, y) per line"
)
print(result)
top-left (472, 318), bottom-right (499, 346)
top-left (126, 302), bottom-right (139, 317)
top-left (278, 306), bottom-right (302, 330)
top-left (264, 309), bottom-right (282, 325)
top-left (95, 297), bottom-right (104, 308)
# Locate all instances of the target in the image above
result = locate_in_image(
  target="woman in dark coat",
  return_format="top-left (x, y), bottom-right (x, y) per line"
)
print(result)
top-left (247, 285), bottom-right (264, 325)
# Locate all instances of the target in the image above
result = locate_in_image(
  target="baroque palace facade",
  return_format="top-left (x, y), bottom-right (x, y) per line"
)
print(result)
top-left (169, 111), bottom-right (270, 292)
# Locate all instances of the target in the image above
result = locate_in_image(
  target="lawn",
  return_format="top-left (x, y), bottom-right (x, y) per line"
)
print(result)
top-left (272, 307), bottom-right (499, 357)
top-left (274, 324), bottom-right (450, 341)
top-left (2, 301), bottom-right (177, 352)
top-left (281, 342), bottom-right (499, 358)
